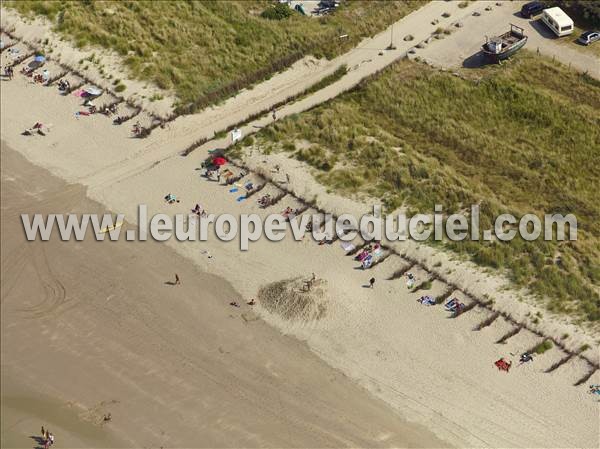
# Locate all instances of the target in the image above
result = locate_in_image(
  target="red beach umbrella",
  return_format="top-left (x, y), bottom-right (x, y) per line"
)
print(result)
top-left (212, 157), bottom-right (227, 166)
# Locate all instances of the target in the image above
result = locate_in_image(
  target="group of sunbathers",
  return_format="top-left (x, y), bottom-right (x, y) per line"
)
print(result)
top-left (282, 206), bottom-right (301, 220)
top-left (493, 351), bottom-right (537, 373)
top-left (22, 122), bottom-right (48, 136)
top-left (355, 243), bottom-right (381, 262)
top-left (444, 297), bottom-right (465, 314)
top-left (3, 66), bottom-right (14, 79)
top-left (257, 194), bottom-right (272, 207)
top-left (417, 295), bottom-right (436, 306)
top-left (132, 121), bottom-right (147, 137)
top-left (33, 70), bottom-right (49, 84)
top-left (164, 193), bottom-right (179, 204)
top-left (191, 203), bottom-right (207, 217)
top-left (57, 79), bottom-right (71, 92)
top-left (101, 103), bottom-right (118, 116)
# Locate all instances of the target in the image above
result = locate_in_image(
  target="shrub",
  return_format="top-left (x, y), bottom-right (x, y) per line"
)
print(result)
top-left (261, 3), bottom-right (293, 20)
top-left (534, 340), bottom-right (553, 354)
top-left (114, 83), bottom-right (126, 92)
top-left (419, 280), bottom-right (433, 290)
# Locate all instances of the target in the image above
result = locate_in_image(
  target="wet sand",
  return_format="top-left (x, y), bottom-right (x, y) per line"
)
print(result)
top-left (1, 145), bottom-right (448, 448)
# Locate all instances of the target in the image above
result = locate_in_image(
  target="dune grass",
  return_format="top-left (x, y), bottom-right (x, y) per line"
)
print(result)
top-left (253, 53), bottom-right (600, 323)
top-left (7, 0), bottom-right (423, 110)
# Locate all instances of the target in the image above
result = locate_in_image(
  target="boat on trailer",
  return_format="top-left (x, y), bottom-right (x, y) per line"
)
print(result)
top-left (482, 24), bottom-right (527, 62)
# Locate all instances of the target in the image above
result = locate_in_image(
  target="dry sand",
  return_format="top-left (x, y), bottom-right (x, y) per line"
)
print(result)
top-left (1, 147), bottom-right (447, 448)
top-left (2, 1), bottom-right (600, 447)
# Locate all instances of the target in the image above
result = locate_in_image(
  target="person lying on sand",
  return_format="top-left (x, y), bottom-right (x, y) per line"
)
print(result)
top-left (229, 301), bottom-right (240, 308)
top-left (418, 295), bottom-right (436, 305)
top-left (191, 204), bottom-right (204, 216)
top-left (3, 66), bottom-right (14, 79)
top-left (519, 352), bottom-right (534, 364)
top-left (247, 298), bottom-right (256, 306)
top-left (22, 122), bottom-right (48, 136)
top-left (589, 384), bottom-right (600, 395)
top-left (58, 79), bottom-right (70, 91)
top-left (258, 194), bottom-right (272, 207)
top-left (164, 193), bottom-right (179, 204)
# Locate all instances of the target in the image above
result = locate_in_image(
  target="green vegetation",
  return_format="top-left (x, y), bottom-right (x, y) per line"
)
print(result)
top-left (549, 1), bottom-right (600, 28)
top-left (417, 280), bottom-right (433, 291)
top-left (9, 0), bottom-right (423, 110)
top-left (533, 340), bottom-right (553, 354)
top-left (304, 64), bottom-right (348, 97)
top-left (261, 3), bottom-right (293, 20)
top-left (252, 53), bottom-right (600, 322)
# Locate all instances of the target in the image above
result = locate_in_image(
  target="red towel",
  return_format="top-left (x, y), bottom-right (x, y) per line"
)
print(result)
top-left (495, 359), bottom-right (511, 372)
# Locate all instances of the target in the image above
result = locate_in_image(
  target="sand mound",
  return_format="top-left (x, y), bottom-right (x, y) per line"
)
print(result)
top-left (258, 276), bottom-right (327, 322)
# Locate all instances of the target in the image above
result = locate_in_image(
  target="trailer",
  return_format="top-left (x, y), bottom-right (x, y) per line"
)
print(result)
top-left (541, 7), bottom-right (574, 37)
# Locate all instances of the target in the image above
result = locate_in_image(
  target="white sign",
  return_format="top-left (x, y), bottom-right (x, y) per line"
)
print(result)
top-left (231, 128), bottom-right (242, 142)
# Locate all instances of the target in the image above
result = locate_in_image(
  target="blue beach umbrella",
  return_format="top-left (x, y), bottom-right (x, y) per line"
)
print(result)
top-left (34, 55), bottom-right (46, 63)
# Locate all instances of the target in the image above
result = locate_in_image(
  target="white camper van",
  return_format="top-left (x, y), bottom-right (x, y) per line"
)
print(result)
top-left (541, 7), bottom-right (574, 37)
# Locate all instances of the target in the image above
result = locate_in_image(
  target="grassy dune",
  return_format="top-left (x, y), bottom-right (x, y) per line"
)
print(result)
top-left (251, 53), bottom-right (600, 322)
top-left (8, 1), bottom-right (422, 110)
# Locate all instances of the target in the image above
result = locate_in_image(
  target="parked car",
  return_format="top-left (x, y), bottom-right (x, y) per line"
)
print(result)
top-left (577, 30), bottom-right (600, 45)
top-left (521, 1), bottom-right (545, 18)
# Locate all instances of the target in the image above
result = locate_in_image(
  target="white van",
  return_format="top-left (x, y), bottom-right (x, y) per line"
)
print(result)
top-left (541, 7), bottom-right (574, 37)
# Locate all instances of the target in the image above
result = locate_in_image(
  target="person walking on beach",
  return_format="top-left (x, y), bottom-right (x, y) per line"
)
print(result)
top-left (41, 426), bottom-right (45, 441)
top-left (272, 108), bottom-right (277, 120)
top-left (369, 277), bottom-right (376, 288)
top-left (174, 273), bottom-right (181, 285)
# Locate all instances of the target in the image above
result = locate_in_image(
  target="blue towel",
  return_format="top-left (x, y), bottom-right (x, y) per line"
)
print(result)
top-left (229, 187), bottom-right (239, 193)
top-left (236, 196), bottom-right (246, 202)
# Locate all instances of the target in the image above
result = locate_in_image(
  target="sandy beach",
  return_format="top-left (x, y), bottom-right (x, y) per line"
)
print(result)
top-left (2, 1), bottom-right (599, 447)
top-left (1, 147), bottom-right (447, 448)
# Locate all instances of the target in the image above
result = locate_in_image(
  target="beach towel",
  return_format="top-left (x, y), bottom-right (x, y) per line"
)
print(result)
top-left (357, 251), bottom-right (369, 262)
top-left (419, 295), bottom-right (436, 306)
top-left (340, 241), bottom-right (355, 252)
top-left (362, 255), bottom-right (373, 269)
top-left (445, 298), bottom-right (458, 310)
top-left (236, 196), bottom-right (246, 202)
top-left (229, 187), bottom-right (239, 193)
top-left (495, 359), bottom-right (511, 372)
top-left (73, 89), bottom-right (86, 97)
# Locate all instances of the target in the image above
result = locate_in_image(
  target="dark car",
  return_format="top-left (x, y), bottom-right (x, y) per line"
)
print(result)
top-left (577, 31), bottom-right (600, 45)
top-left (521, 1), bottom-right (545, 18)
